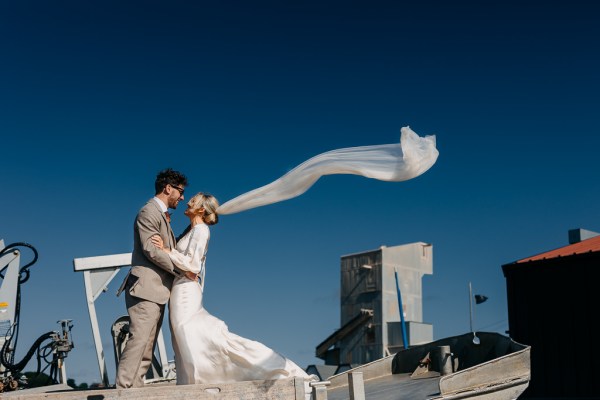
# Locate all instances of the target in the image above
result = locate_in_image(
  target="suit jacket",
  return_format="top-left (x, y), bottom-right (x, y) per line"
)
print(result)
top-left (122, 199), bottom-right (181, 304)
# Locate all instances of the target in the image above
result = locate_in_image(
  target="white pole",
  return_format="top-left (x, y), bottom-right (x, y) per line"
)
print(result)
top-left (59, 359), bottom-right (68, 384)
top-left (84, 270), bottom-right (110, 387)
top-left (469, 281), bottom-right (474, 333)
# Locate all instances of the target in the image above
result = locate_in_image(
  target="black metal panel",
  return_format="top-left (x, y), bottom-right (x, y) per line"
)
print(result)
top-left (502, 252), bottom-right (599, 398)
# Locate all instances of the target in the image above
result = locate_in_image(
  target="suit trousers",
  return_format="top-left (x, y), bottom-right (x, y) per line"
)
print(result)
top-left (115, 292), bottom-right (165, 388)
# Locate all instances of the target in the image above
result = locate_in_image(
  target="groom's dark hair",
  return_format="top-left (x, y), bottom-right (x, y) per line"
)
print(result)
top-left (155, 168), bottom-right (188, 195)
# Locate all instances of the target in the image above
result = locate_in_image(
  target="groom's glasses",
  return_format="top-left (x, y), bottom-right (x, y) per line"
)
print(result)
top-left (170, 184), bottom-right (185, 197)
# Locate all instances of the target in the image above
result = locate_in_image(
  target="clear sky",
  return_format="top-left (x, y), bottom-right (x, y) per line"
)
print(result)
top-left (2, 0), bottom-right (599, 386)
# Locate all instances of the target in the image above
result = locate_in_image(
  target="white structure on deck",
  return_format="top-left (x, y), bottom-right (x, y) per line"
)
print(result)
top-left (73, 253), bottom-right (174, 387)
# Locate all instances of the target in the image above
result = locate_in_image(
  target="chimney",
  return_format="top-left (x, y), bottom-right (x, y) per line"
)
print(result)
top-left (568, 228), bottom-right (600, 244)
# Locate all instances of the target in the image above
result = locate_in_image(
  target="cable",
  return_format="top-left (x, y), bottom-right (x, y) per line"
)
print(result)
top-left (0, 242), bottom-right (49, 390)
top-left (0, 242), bottom-right (39, 283)
top-left (1, 331), bottom-right (55, 374)
top-left (0, 243), bottom-right (39, 372)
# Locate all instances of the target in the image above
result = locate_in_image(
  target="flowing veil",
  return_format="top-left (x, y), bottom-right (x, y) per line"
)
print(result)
top-left (216, 126), bottom-right (439, 215)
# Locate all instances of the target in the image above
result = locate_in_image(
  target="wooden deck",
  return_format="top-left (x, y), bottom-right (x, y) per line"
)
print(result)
top-left (2, 378), bottom-right (309, 400)
top-left (1, 332), bottom-right (531, 400)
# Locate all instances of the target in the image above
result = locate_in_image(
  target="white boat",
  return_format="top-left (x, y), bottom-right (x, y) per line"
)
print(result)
top-left (326, 331), bottom-right (531, 400)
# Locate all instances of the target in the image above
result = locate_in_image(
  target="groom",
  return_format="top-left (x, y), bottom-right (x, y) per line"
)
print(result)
top-left (116, 168), bottom-right (190, 388)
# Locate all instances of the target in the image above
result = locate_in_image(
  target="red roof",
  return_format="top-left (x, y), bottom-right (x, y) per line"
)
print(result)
top-left (517, 235), bottom-right (600, 263)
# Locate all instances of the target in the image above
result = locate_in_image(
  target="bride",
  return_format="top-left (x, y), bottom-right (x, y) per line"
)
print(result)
top-left (151, 192), bottom-right (315, 386)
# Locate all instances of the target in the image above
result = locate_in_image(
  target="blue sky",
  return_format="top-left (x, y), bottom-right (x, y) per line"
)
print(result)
top-left (2, 0), bottom-right (599, 386)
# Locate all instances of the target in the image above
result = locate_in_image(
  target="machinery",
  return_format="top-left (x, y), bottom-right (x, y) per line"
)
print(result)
top-left (0, 239), bottom-right (74, 392)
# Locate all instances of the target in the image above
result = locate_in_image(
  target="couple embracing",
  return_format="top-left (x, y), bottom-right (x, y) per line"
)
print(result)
top-left (115, 168), bottom-right (314, 389)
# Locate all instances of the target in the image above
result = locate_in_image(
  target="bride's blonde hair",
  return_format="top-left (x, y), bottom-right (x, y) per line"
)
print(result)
top-left (188, 193), bottom-right (219, 225)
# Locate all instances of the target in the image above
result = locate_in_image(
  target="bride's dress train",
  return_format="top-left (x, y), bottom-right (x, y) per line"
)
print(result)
top-left (168, 224), bottom-right (316, 394)
top-left (170, 275), bottom-right (312, 385)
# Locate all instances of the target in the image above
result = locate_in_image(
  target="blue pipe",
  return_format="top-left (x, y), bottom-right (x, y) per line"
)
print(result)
top-left (394, 269), bottom-right (409, 349)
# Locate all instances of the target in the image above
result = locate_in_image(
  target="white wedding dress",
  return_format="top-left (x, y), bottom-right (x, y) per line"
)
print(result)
top-left (168, 224), bottom-right (314, 388)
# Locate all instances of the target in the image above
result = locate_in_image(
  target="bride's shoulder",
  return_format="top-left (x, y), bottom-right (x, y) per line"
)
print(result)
top-left (192, 224), bottom-right (210, 237)
top-left (190, 225), bottom-right (209, 245)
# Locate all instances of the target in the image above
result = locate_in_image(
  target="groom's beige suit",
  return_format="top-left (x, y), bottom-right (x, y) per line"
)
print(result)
top-left (116, 199), bottom-right (182, 388)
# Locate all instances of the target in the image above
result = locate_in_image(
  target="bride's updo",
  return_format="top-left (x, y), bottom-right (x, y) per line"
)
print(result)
top-left (188, 192), bottom-right (219, 225)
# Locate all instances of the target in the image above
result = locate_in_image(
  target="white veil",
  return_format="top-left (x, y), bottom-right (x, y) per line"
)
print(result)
top-left (216, 126), bottom-right (439, 215)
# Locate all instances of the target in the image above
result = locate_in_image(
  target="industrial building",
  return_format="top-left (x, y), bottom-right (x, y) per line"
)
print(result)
top-left (315, 242), bottom-right (434, 368)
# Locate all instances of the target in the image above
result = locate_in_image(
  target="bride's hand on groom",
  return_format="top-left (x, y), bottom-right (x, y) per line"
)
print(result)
top-left (151, 235), bottom-right (169, 252)
top-left (184, 271), bottom-right (198, 281)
